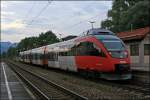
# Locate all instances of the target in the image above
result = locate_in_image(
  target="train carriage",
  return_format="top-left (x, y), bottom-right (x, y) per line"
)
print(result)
top-left (31, 47), bottom-right (46, 65)
top-left (19, 28), bottom-right (132, 80)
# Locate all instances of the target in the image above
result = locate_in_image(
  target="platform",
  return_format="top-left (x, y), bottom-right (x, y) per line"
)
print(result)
top-left (0, 62), bottom-right (35, 100)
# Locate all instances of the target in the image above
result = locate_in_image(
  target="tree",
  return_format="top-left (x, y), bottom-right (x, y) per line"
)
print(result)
top-left (121, 1), bottom-right (150, 30)
top-left (1, 52), bottom-right (7, 58)
top-left (38, 31), bottom-right (60, 46)
top-left (7, 47), bottom-right (17, 58)
top-left (16, 30), bottom-right (60, 52)
top-left (101, 0), bottom-right (150, 32)
top-left (17, 37), bottom-right (38, 51)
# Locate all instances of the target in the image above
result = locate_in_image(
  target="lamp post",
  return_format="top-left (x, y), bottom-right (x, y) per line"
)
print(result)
top-left (89, 21), bottom-right (95, 29)
top-left (59, 33), bottom-right (62, 41)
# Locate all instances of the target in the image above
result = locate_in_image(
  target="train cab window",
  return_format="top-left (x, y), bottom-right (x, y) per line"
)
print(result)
top-left (92, 43), bottom-right (106, 57)
top-left (87, 42), bottom-right (98, 56)
top-left (76, 42), bottom-right (87, 55)
top-left (76, 42), bottom-right (106, 57)
top-left (87, 42), bottom-right (106, 57)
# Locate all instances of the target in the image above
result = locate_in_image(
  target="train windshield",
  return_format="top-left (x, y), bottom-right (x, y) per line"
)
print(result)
top-left (102, 40), bottom-right (125, 51)
top-left (101, 40), bottom-right (127, 58)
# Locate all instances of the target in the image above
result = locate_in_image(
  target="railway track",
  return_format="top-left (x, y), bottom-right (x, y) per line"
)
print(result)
top-left (82, 72), bottom-right (150, 97)
top-left (6, 60), bottom-right (149, 99)
top-left (102, 80), bottom-right (150, 96)
top-left (71, 71), bottom-right (150, 97)
top-left (132, 70), bottom-right (150, 83)
top-left (7, 61), bottom-right (88, 100)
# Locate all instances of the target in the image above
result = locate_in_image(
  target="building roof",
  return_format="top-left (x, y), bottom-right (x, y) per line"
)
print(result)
top-left (117, 27), bottom-right (150, 41)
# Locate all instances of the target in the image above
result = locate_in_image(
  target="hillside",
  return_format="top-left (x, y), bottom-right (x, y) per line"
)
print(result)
top-left (0, 42), bottom-right (17, 54)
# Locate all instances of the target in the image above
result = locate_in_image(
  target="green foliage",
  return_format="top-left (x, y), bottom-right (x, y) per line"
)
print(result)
top-left (17, 36), bottom-right (39, 51)
top-left (38, 31), bottom-right (60, 46)
top-left (101, 0), bottom-right (150, 32)
top-left (17, 30), bottom-right (60, 51)
top-left (6, 30), bottom-right (60, 57)
top-left (7, 47), bottom-right (17, 58)
top-left (122, 1), bottom-right (150, 30)
top-left (1, 52), bottom-right (7, 58)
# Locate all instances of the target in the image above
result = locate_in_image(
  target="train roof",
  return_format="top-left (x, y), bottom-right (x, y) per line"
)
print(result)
top-left (87, 28), bottom-right (115, 35)
top-left (19, 28), bottom-right (118, 54)
top-left (95, 35), bottom-right (120, 40)
top-left (46, 37), bottom-right (78, 52)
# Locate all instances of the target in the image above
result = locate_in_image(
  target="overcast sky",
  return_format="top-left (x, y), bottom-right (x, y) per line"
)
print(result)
top-left (1, 1), bottom-right (112, 43)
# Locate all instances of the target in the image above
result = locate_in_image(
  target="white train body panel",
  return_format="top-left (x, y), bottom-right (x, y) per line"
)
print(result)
top-left (48, 61), bottom-right (59, 68)
top-left (32, 59), bottom-right (37, 64)
top-left (58, 56), bottom-right (77, 72)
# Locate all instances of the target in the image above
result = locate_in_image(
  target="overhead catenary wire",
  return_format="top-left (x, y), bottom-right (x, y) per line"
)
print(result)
top-left (62, 13), bottom-right (100, 31)
top-left (28, 0), bottom-right (52, 25)
top-left (19, 0), bottom-right (52, 34)
top-left (24, 0), bottom-right (98, 32)
top-left (24, 1), bottom-right (36, 22)
top-left (18, 12), bottom-right (100, 36)
top-left (20, 1), bottom-right (100, 38)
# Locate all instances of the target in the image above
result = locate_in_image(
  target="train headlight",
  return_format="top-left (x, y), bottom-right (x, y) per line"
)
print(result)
top-left (124, 51), bottom-right (128, 57)
top-left (109, 52), bottom-right (112, 55)
top-left (108, 51), bottom-right (128, 58)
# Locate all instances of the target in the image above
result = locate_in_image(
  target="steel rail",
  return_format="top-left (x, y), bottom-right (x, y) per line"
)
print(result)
top-left (8, 62), bottom-right (50, 100)
top-left (7, 61), bottom-right (88, 100)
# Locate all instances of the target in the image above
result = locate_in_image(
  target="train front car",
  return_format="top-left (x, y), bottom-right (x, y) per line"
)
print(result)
top-left (75, 28), bottom-right (132, 80)
top-left (97, 35), bottom-right (131, 80)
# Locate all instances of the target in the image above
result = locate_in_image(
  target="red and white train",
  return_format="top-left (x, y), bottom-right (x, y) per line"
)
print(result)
top-left (19, 28), bottom-right (132, 80)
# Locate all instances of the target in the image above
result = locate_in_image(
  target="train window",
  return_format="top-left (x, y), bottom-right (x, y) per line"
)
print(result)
top-left (38, 53), bottom-right (41, 60)
top-left (39, 54), bottom-right (41, 59)
top-left (59, 52), bottom-right (63, 56)
top-left (86, 42), bottom-right (101, 56)
top-left (64, 52), bottom-right (67, 56)
top-left (54, 52), bottom-right (57, 61)
top-left (33, 53), bottom-right (35, 60)
top-left (102, 40), bottom-right (125, 51)
top-left (48, 52), bottom-right (57, 61)
top-left (67, 50), bottom-right (71, 56)
top-left (35, 53), bottom-right (37, 60)
top-left (40, 54), bottom-right (42, 59)
top-left (69, 45), bottom-right (77, 56)
top-left (34, 53), bottom-right (36, 60)
top-left (36, 53), bottom-right (38, 60)
top-left (92, 43), bottom-right (106, 57)
top-left (74, 42), bottom-right (106, 57)
top-left (48, 52), bottom-right (52, 60)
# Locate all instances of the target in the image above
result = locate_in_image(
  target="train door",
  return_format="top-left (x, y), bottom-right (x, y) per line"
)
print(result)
top-left (43, 47), bottom-right (48, 66)
top-left (29, 52), bottom-right (32, 64)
